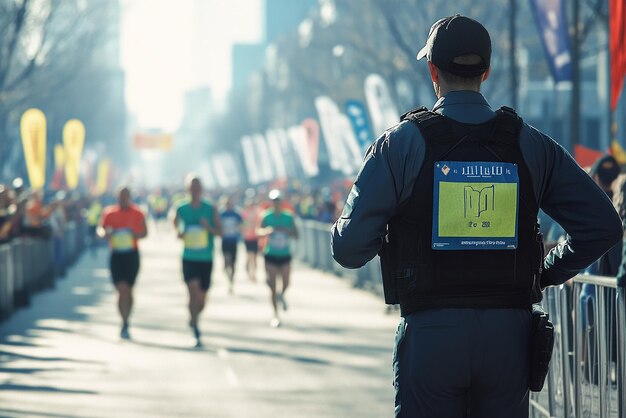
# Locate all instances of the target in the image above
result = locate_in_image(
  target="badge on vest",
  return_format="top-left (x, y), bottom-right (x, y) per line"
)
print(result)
top-left (432, 161), bottom-right (519, 250)
top-left (111, 229), bottom-right (135, 252)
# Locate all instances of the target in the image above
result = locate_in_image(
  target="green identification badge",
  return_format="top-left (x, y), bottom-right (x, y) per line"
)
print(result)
top-left (432, 161), bottom-right (519, 250)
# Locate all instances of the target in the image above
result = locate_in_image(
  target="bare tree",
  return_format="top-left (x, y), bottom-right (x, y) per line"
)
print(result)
top-left (0, 0), bottom-right (116, 174)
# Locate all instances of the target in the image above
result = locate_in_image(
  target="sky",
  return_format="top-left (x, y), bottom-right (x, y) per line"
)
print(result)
top-left (120, 0), bottom-right (262, 131)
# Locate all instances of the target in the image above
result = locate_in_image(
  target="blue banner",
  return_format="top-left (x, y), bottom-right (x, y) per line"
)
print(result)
top-left (530, 0), bottom-right (572, 83)
top-left (345, 100), bottom-right (373, 153)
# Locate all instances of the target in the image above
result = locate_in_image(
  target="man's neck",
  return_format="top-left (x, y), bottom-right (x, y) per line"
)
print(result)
top-left (437, 87), bottom-right (480, 98)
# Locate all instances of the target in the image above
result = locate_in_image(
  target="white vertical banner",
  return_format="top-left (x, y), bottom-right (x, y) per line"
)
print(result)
top-left (212, 159), bottom-right (228, 189)
top-left (315, 96), bottom-right (362, 174)
top-left (199, 161), bottom-right (218, 190)
top-left (211, 153), bottom-right (233, 189)
top-left (221, 152), bottom-right (242, 187)
top-left (288, 125), bottom-right (319, 178)
top-left (275, 129), bottom-right (298, 177)
top-left (336, 114), bottom-right (362, 174)
top-left (265, 129), bottom-right (287, 178)
top-left (241, 135), bottom-right (260, 184)
top-left (365, 74), bottom-right (400, 137)
top-left (252, 133), bottom-right (274, 183)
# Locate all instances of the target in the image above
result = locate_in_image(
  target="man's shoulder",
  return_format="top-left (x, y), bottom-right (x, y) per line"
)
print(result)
top-left (260, 208), bottom-right (277, 221)
top-left (175, 199), bottom-right (191, 210)
top-left (102, 205), bottom-right (119, 217)
top-left (518, 120), bottom-right (559, 153)
top-left (200, 200), bottom-right (214, 211)
top-left (129, 205), bottom-right (145, 217)
top-left (380, 119), bottom-right (422, 145)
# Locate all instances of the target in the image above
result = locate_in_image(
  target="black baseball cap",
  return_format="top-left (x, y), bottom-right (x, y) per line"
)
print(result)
top-left (416, 15), bottom-right (491, 77)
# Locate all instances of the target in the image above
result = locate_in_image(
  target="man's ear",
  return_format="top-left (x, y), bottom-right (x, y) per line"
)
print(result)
top-left (482, 67), bottom-right (491, 82)
top-left (427, 61), bottom-right (439, 84)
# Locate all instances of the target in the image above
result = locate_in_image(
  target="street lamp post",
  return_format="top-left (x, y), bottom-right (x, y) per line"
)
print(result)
top-left (571, 0), bottom-right (581, 149)
top-left (510, 0), bottom-right (518, 110)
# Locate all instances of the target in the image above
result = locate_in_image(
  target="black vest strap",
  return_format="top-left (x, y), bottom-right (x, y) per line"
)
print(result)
top-left (493, 106), bottom-right (522, 144)
top-left (401, 107), bottom-right (453, 146)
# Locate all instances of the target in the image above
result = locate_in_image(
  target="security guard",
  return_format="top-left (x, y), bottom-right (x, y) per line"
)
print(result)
top-left (331, 15), bottom-right (622, 418)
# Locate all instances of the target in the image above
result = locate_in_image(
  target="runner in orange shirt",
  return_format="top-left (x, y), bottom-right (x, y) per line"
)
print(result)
top-left (98, 187), bottom-right (148, 340)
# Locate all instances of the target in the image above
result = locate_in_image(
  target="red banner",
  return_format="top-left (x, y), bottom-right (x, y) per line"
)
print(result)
top-left (133, 133), bottom-right (173, 150)
top-left (610, 0), bottom-right (626, 110)
top-left (574, 145), bottom-right (605, 168)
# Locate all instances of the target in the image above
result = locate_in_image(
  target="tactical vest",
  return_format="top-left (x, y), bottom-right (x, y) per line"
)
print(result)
top-left (380, 107), bottom-right (544, 316)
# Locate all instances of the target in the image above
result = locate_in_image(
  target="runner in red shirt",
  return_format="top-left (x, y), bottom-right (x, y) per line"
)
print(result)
top-left (98, 187), bottom-right (148, 340)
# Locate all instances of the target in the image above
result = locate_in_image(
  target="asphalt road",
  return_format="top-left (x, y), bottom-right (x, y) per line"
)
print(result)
top-left (0, 229), bottom-right (398, 418)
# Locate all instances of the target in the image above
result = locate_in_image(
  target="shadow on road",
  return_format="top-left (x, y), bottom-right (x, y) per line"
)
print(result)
top-left (0, 383), bottom-right (97, 394)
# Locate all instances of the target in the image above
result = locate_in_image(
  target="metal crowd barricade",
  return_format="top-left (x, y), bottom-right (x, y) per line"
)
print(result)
top-left (294, 219), bottom-right (626, 417)
top-left (0, 222), bottom-right (86, 323)
top-left (295, 219), bottom-right (379, 290)
top-left (11, 238), bottom-right (27, 307)
top-left (0, 243), bottom-right (14, 318)
top-left (530, 275), bottom-right (625, 418)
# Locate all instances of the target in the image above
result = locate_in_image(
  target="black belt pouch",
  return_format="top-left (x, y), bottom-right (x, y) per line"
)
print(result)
top-left (529, 304), bottom-right (555, 392)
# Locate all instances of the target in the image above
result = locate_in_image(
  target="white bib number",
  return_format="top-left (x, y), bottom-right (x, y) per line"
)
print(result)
top-left (222, 218), bottom-right (239, 237)
top-left (111, 229), bottom-right (134, 252)
top-left (184, 225), bottom-right (209, 250)
top-left (269, 231), bottom-right (289, 250)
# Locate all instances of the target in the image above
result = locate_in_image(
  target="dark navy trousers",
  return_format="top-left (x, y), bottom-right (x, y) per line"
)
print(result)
top-left (393, 308), bottom-right (531, 418)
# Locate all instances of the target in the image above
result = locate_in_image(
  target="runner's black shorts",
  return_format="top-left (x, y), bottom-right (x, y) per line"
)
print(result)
top-left (264, 254), bottom-right (292, 268)
top-left (110, 250), bottom-right (140, 286)
top-left (221, 239), bottom-right (238, 261)
top-left (244, 239), bottom-right (259, 253)
top-left (182, 260), bottom-right (213, 290)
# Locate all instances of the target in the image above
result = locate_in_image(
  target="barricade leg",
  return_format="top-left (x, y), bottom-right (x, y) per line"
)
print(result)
top-left (617, 287), bottom-right (626, 416)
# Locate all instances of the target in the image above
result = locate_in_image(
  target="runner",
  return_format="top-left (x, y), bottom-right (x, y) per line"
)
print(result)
top-left (257, 189), bottom-right (298, 328)
top-left (220, 196), bottom-right (243, 294)
top-left (148, 189), bottom-right (169, 231)
top-left (173, 176), bottom-right (221, 347)
top-left (241, 196), bottom-right (261, 282)
top-left (98, 187), bottom-right (148, 340)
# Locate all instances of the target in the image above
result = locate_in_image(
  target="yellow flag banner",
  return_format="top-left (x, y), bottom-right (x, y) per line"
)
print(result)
top-left (54, 144), bottom-right (65, 170)
top-left (20, 108), bottom-right (47, 190)
top-left (63, 119), bottom-right (86, 190)
top-left (611, 140), bottom-right (626, 165)
top-left (95, 158), bottom-right (111, 196)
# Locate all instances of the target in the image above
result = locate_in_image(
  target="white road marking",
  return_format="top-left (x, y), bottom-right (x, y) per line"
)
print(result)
top-left (225, 367), bottom-right (240, 387)
top-left (217, 348), bottom-right (239, 388)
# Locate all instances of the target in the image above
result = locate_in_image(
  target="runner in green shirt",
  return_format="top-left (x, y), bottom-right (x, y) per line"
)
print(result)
top-left (257, 189), bottom-right (298, 327)
top-left (173, 176), bottom-right (221, 347)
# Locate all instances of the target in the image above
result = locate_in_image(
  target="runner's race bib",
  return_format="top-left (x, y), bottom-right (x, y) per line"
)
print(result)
top-left (432, 161), bottom-right (519, 250)
top-left (184, 225), bottom-right (209, 250)
top-left (111, 229), bottom-right (134, 252)
top-left (269, 230), bottom-right (289, 251)
top-left (222, 218), bottom-right (239, 238)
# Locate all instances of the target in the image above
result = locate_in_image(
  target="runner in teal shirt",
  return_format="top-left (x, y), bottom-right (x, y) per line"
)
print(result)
top-left (172, 176), bottom-right (221, 347)
top-left (258, 190), bottom-right (298, 328)
top-left (262, 209), bottom-right (295, 257)
top-left (176, 200), bottom-right (216, 262)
